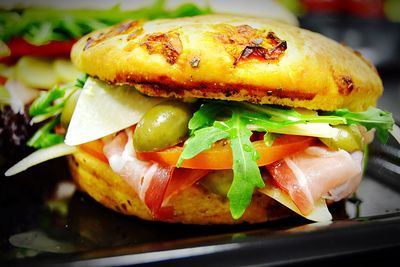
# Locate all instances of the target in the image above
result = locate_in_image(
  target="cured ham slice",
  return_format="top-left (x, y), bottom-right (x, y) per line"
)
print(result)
top-left (103, 129), bottom-right (173, 218)
top-left (103, 129), bottom-right (207, 219)
top-left (266, 146), bottom-right (363, 215)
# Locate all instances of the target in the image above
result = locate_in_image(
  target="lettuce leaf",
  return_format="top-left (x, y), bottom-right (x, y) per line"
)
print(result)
top-left (27, 116), bottom-right (64, 149)
top-left (26, 75), bottom-right (87, 149)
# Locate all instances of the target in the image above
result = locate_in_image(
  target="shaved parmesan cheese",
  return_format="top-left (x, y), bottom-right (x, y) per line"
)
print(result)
top-left (258, 180), bottom-right (332, 222)
top-left (5, 144), bottom-right (77, 176)
top-left (269, 123), bottom-right (339, 138)
top-left (65, 77), bottom-right (163, 146)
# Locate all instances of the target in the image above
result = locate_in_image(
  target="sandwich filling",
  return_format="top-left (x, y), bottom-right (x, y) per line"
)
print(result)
top-left (6, 75), bottom-right (395, 222)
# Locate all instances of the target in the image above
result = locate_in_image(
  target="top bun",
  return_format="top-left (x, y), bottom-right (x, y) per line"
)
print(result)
top-left (71, 15), bottom-right (382, 111)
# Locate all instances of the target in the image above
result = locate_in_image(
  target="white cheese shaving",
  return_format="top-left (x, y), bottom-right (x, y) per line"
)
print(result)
top-left (269, 123), bottom-right (340, 138)
top-left (5, 143), bottom-right (77, 176)
top-left (258, 180), bottom-right (332, 222)
top-left (65, 77), bottom-right (163, 146)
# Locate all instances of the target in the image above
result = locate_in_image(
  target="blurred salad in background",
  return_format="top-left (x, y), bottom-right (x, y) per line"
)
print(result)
top-left (0, 0), bottom-right (211, 154)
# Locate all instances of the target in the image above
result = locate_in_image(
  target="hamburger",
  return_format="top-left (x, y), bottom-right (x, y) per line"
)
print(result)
top-left (6, 14), bottom-right (397, 224)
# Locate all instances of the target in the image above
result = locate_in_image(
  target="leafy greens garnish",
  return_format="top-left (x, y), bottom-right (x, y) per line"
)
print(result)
top-left (216, 115), bottom-right (264, 219)
top-left (0, 0), bottom-right (211, 45)
top-left (27, 74), bottom-right (87, 149)
top-left (178, 101), bottom-right (395, 219)
top-left (27, 116), bottom-right (64, 149)
top-left (324, 107), bottom-right (394, 143)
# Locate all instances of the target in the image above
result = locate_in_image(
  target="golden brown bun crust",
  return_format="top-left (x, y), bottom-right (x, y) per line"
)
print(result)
top-left (67, 148), bottom-right (293, 224)
top-left (71, 15), bottom-right (382, 111)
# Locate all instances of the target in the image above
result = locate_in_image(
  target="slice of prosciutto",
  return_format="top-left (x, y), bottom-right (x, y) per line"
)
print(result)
top-left (266, 146), bottom-right (363, 215)
top-left (103, 129), bottom-right (207, 219)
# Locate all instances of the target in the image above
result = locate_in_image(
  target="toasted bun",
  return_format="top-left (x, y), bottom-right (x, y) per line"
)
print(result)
top-left (67, 148), bottom-right (294, 224)
top-left (71, 14), bottom-right (382, 111)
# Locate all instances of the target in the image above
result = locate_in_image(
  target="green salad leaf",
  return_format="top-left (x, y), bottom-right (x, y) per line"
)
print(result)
top-left (27, 117), bottom-right (64, 149)
top-left (325, 107), bottom-right (394, 143)
top-left (178, 101), bottom-right (395, 219)
top-left (177, 126), bottom-right (229, 166)
top-left (221, 114), bottom-right (264, 219)
top-left (29, 84), bottom-right (67, 117)
top-left (26, 74), bottom-right (87, 149)
top-left (29, 74), bottom-right (87, 118)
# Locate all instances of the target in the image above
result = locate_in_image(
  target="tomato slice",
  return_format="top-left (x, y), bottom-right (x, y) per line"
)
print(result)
top-left (137, 135), bottom-right (316, 170)
top-left (2, 38), bottom-right (75, 61)
top-left (80, 135), bottom-right (315, 169)
top-left (79, 139), bottom-right (108, 163)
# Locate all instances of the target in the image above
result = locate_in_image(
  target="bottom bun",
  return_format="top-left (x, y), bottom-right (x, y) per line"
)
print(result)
top-left (67, 148), bottom-right (295, 224)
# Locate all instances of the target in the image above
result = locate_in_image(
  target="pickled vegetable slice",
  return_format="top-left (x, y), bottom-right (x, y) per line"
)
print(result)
top-left (15, 56), bottom-right (58, 89)
top-left (54, 59), bottom-right (82, 83)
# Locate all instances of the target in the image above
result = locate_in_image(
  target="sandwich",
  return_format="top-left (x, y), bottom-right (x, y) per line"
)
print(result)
top-left (6, 14), bottom-right (397, 224)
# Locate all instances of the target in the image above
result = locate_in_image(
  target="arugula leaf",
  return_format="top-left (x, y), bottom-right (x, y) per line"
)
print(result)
top-left (27, 75), bottom-right (87, 149)
top-left (29, 74), bottom-right (87, 118)
top-left (179, 101), bottom-right (395, 219)
top-left (178, 108), bottom-right (264, 219)
top-left (188, 103), bottom-right (222, 132)
top-left (179, 103), bottom-right (267, 218)
top-left (220, 114), bottom-right (264, 219)
top-left (177, 126), bottom-right (229, 167)
top-left (326, 107), bottom-right (394, 143)
top-left (29, 84), bottom-right (67, 117)
top-left (27, 117), bottom-right (64, 148)
top-left (240, 102), bottom-right (346, 125)
top-left (75, 73), bottom-right (88, 88)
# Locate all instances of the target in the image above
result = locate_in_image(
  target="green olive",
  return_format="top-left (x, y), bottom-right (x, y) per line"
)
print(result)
top-left (133, 101), bottom-right (192, 152)
top-left (320, 125), bottom-right (363, 152)
top-left (61, 90), bottom-right (81, 130)
top-left (200, 170), bottom-right (233, 197)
